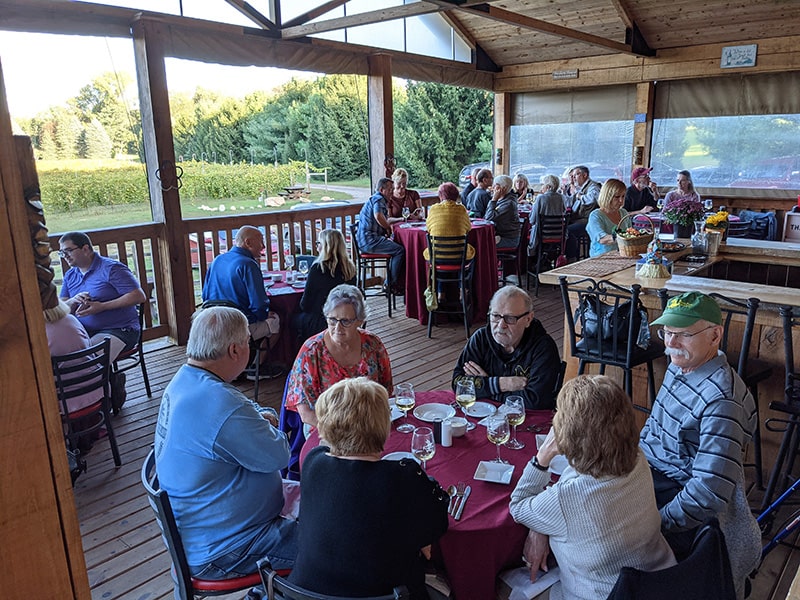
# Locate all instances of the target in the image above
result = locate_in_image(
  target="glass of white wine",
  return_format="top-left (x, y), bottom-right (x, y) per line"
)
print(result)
top-left (402, 206), bottom-right (411, 221)
top-left (411, 426), bottom-right (435, 469)
top-left (455, 380), bottom-right (477, 431)
top-left (298, 259), bottom-right (309, 279)
top-left (503, 395), bottom-right (526, 450)
top-left (656, 197), bottom-right (664, 211)
top-left (394, 382), bottom-right (416, 434)
top-left (486, 415), bottom-right (510, 464)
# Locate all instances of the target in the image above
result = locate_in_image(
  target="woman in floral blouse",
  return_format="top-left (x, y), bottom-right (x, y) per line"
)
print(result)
top-left (285, 284), bottom-right (392, 432)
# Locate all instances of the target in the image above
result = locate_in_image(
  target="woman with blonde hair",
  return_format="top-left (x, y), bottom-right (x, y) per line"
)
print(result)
top-left (510, 375), bottom-right (675, 600)
top-left (290, 377), bottom-right (448, 599)
top-left (387, 167), bottom-right (424, 221)
top-left (586, 178), bottom-right (628, 257)
top-left (513, 172), bottom-right (531, 202)
top-left (293, 229), bottom-right (357, 341)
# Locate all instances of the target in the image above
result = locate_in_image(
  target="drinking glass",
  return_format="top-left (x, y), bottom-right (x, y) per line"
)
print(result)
top-left (298, 260), bottom-right (309, 278)
top-left (486, 415), bottom-right (510, 463)
top-left (411, 426), bottom-right (435, 469)
top-left (402, 206), bottom-right (411, 221)
top-left (656, 197), bottom-right (664, 211)
top-left (503, 396), bottom-right (525, 450)
top-left (394, 382), bottom-right (416, 433)
top-left (285, 254), bottom-right (295, 272)
top-left (455, 380), bottom-right (477, 431)
top-left (704, 198), bottom-right (714, 212)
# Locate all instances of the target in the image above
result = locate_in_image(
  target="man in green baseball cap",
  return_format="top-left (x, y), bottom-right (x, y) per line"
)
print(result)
top-left (641, 291), bottom-right (760, 597)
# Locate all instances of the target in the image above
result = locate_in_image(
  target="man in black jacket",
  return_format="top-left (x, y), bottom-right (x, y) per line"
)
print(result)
top-left (452, 285), bottom-right (561, 410)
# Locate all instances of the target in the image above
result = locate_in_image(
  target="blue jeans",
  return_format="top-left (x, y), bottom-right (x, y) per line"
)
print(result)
top-left (497, 236), bottom-right (520, 249)
top-left (364, 237), bottom-right (405, 287)
top-left (189, 516), bottom-right (298, 581)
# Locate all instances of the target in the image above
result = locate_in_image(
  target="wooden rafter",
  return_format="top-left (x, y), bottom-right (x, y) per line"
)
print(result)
top-left (221, 0), bottom-right (277, 31)
top-left (608, 0), bottom-right (633, 30)
top-left (282, 0), bottom-right (348, 29)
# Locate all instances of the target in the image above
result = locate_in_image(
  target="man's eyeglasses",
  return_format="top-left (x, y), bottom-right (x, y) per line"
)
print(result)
top-left (657, 326), bottom-right (715, 341)
top-left (57, 247), bottom-right (80, 258)
top-left (326, 316), bottom-right (358, 328)
top-left (488, 311), bottom-right (530, 325)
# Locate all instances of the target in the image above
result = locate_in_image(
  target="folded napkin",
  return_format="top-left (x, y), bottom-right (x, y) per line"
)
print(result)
top-left (268, 285), bottom-right (299, 296)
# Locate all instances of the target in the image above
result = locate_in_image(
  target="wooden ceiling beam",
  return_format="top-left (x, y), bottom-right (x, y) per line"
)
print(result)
top-left (221, 0), bottom-right (277, 31)
top-left (608, 0), bottom-right (634, 30)
top-left (282, 0), bottom-right (348, 29)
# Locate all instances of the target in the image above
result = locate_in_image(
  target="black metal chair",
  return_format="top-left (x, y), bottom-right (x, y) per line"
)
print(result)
top-left (526, 213), bottom-right (567, 296)
top-left (257, 558), bottom-right (409, 600)
top-left (425, 234), bottom-right (474, 340)
top-left (560, 276), bottom-right (665, 413)
top-left (112, 285), bottom-right (152, 400)
top-left (496, 218), bottom-right (526, 286)
top-left (141, 449), bottom-right (265, 599)
top-left (349, 221), bottom-right (395, 317)
top-left (52, 336), bottom-right (122, 467)
top-left (657, 290), bottom-right (773, 489)
top-left (727, 220), bottom-right (753, 238)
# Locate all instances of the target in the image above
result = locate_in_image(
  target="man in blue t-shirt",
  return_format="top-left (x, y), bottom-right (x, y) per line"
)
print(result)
top-left (154, 306), bottom-right (297, 582)
top-left (356, 178), bottom-right (405, 294)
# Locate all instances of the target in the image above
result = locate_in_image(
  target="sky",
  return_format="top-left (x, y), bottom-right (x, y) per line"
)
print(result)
top-left (0, 30), bottom-right (316, 120)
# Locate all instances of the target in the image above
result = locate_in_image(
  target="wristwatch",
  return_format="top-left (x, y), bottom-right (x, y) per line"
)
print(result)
top-left (532, 455), bottom-right (549, 472)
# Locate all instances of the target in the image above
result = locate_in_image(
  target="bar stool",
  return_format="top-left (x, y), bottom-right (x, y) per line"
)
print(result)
top-left (349, 221), bottom-right (396, 317)
top-left (497, 218), bottom-right (525, 286)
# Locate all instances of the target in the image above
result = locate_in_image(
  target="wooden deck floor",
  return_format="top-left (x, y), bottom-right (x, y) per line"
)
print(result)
top-left (72, 282), bottom-right (796, 599)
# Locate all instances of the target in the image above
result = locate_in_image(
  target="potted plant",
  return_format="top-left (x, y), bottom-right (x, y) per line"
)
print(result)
top-left (705, 210), bottom-right (730, 241)
top-left (662, 197), bottom-right (705, 238)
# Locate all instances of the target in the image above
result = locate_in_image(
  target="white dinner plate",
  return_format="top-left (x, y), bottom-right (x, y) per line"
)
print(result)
top-left (465, 401), bottom-right (497, 418)
top-left (413, 403), bottom-right (457, 422)
top-left (264, 279), bottom-right (275, 288)
top-left (291, 281), bottom-right (306, 289)
top-left (382, 451), bottom-right (420, 463)
top-left (387, 398), bottom-right (404, 422)
top-left (535, 435), bottom-right (570, 475)
top-left (474, 460), bottom-right (514, 484)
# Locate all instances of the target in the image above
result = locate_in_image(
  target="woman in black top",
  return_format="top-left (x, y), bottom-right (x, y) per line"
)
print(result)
top-left (293, 229), bottom-right (357, 341)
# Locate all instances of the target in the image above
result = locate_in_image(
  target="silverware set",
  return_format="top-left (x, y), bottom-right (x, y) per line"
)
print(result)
top-left (448, 481), bottom-right (470, 520)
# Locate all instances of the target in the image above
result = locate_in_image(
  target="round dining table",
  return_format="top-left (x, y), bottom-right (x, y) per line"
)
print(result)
top-left (300, 390), bottom-right (555, 600)
top-left (393, 221), bottom-right (498, 325)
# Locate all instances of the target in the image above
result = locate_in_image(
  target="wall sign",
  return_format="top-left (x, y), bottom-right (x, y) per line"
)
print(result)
top-left (721, 44), bottom-right (757, 69)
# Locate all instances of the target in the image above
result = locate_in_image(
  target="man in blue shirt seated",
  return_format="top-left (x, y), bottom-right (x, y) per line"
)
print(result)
top-left (154, 306), bottom-right (298, 583)
top-left (356, 178), bottom-right (405, 295)
top-left (202, 225), bottom-right (281, 377)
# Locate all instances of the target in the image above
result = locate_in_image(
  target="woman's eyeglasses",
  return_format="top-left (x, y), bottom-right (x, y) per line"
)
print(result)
top-left (326, 316), bottom-right (357, 328)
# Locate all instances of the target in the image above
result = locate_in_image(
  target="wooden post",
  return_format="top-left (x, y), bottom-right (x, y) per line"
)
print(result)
top-left (633, 82), bottom-right (655, 169)
top-left (493, 92), bottom-right (511, 175)
top-left (132, 17), bottom-right (194, 344)
top-left (368, 53), bottom-right (394, 190)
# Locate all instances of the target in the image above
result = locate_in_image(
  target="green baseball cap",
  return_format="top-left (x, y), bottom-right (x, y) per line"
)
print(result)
top-left (651, 291), bottom-right (722, 328)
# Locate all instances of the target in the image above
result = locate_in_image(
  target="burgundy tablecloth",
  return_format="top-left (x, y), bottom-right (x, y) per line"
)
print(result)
top-left (264, 273), bottom-right (304, 366)
top-left (300, 390), bottom-right (554, 600)
top-left (393, 223), bottom-right (498, 325)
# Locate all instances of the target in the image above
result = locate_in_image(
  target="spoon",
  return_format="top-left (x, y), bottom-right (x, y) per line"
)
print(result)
top-left (446, 485), bottom-right (457, 514)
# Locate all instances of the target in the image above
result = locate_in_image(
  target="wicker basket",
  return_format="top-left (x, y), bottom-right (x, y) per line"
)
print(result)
top-left (616, 214), bottom-right (654, 257)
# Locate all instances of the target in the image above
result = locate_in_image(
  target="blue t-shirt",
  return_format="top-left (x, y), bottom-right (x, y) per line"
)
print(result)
top-left (154, 364), bottom-right (290, 567)
top-left (202, 246), bottom-right (270, 323)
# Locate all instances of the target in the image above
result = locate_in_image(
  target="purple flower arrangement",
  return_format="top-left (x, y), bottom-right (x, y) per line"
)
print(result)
top-left (662, 197), bottom-right (705, 227)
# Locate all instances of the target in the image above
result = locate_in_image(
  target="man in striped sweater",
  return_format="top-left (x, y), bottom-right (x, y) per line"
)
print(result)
top-left (640, 291), bottom-right (761, 598)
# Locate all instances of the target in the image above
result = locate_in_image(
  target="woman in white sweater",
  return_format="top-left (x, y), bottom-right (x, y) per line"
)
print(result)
top-left (509, 376), bottom-right (676, 600)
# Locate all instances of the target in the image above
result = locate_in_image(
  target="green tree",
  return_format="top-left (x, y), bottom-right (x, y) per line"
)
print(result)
top-left (79, 118), bottom-right (114, 158)
top-left (72, 72), bottom-right (138, 156)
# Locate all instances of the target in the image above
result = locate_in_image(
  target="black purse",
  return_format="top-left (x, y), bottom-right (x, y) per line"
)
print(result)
top-left (577, 296), bottom-right (651, 349)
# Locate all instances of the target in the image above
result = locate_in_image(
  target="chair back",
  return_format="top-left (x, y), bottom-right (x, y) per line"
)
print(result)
top-left (257, 558), bottom-right (410, 600)
top-left (52, 336), bottom-right (111, 420)
top-left (727, 220), bottom-right (753, 238)
top-left (781, 306), bottom-right (800, 404)
top-left (539, 213), bottom-right (567, 246)
top-left (426, 234), bottom-right (470, 275)
top-left (606, 518), bottom-right (735, 600)
top-left (295, 255), bottom-right (317, 270)
top-left (349, 221), bottom-right (363, 261)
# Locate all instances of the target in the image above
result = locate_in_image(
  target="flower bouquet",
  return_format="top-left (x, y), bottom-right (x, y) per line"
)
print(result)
top-left (662, 197), bottom-right (705, 228)
top-left (705, 210), bottom-right (729, 241)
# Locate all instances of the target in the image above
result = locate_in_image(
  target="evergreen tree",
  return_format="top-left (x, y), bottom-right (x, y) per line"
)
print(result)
top-left (80, 118), bottom-right (114, 159)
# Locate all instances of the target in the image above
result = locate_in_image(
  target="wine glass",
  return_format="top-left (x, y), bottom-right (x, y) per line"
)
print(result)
top-left (284, 254), bottom-right (295, 273)
top-left (656, 197), bottom-right (664, 211)
top-left (704, 198), bottom-right (714, 212)
top-left (411, 426), bottom-right (435, 469)
top-left (486, 415), bottom-right (510, 464)
top-left (402, 206), bottom-right (411, 221)
top-left (503, 396), bottom-right (526, 450)
top-left (394, 382), bottom-right (416, 434)
top-left (298, 259), bottom-right (309, 278)
top-left (455, 380), bottom-right (477, 431)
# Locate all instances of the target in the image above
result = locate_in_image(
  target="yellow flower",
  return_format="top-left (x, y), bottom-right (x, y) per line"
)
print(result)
top-left (705, 211), bottom-right (729, 227)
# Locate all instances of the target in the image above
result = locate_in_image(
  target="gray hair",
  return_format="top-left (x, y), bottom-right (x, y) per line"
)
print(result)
top-left (490, 284), bottom-right (533, 313)
top-left (494, 174), bottom-right (513, 192)
top-left (187, 306), bottom-right (249, 361)
top-left (323, 284), bottom-right (368, 322)
top-left (540, 174), bottom-right (560, 191)
top-left (574, 165), bottom-right (590, 177)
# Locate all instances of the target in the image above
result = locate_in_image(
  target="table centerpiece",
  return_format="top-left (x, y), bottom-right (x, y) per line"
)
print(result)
top-left (705, 209), bottom-right (730, 241)
top-left (662, 197), bottom-right (705, 238)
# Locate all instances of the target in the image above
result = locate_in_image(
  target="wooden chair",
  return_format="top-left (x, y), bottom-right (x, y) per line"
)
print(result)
top-left (52, 336), bottom-right (122, 467)
top-left (112, 285), bottom-right (152, 400)
top-left (349, 221), bottom-right (395, 317)
top-left (257, 558), bottom-right (409, 600)
top-left (560, 276), bottom-right (665, 413)
top-left (425, 233), bottom-right (474, 339)
top-left (141, 449), bottom-right (264, 599)
top-left (526, 213), bottom-right (567, 296)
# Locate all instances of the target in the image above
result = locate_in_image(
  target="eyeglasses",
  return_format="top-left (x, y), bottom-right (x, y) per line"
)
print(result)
top-left (326, 316), bottom-right (358, 328)
top-left (488, 311), bottom-right (530, 325)
top-left (58, 247), bottom-right (80, 258)
top-left (657, 326), bottom-right (716, 341)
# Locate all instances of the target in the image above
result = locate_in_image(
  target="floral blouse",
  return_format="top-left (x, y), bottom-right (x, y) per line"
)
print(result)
top-left (284, 330), bottom-right (393, 412)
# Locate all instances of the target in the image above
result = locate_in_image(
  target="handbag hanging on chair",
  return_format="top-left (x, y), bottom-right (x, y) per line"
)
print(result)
top-left (425, 263), bottom-right (438, 312)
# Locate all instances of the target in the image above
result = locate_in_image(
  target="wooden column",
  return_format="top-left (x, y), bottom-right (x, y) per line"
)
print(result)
top-left (0, 61), bottom-right (90, 599)
top-left (493, 92), bottom-right (511, 175)
top-left (633, 82), bottom-right (655, 169)
top-left (367, 53), bottom-right (394, 188)
top-left (132, 17), bottom-right (194, 344)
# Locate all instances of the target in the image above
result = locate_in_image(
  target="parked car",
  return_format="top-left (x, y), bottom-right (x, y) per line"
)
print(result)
top-left (458, 161), bottom-right (491, 186)
top-left (729, 155), bottom-right (800, 189)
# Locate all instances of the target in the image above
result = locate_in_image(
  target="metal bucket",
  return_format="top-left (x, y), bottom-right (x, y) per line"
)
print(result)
top-left (706, 230), bottom-right (722, 256)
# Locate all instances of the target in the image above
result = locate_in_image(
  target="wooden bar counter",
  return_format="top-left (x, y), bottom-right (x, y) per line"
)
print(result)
top-left (539, 238), bottom-right (800, 462)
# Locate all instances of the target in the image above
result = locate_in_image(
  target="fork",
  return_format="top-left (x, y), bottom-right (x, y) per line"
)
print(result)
top-left (450, 481), bottom-right (466, 516)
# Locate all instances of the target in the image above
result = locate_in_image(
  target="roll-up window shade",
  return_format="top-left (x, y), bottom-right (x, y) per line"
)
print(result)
top-left (654, 72), bottom-right (800, 119)
top-left (512, 86), bottom-right (636, 125)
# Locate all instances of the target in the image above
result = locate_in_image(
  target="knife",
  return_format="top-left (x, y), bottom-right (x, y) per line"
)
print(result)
top-left (454, 485), bottom-right (471, 520)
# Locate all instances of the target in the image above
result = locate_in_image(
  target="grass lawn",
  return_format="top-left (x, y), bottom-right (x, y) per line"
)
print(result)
top-left (44, 184), bottom-right (367, 233)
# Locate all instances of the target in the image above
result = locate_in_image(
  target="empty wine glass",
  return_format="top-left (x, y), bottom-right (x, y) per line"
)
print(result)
top-left (394, 382), bottom-right (416, 434)
top-left (503, 396), bottom-right (525, 450)
top-left (486, 415), bottom-right (510, 464)
top-left (402, 206), bottom-right (411, 221)
top-left (298, 260), bottom-right (309, 278)
top-left (455, 379), bottom-right (477, 431)
top-left (285, 254), bottom-right (295, 272)
top-left (411, 426), bottom-right (435, 469)
top-left (704, 198), bottom-right (714, 212)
